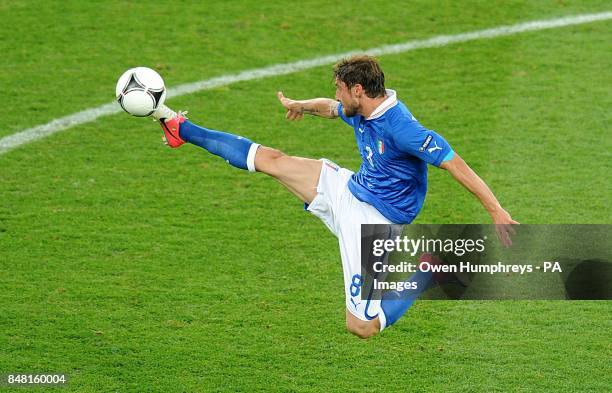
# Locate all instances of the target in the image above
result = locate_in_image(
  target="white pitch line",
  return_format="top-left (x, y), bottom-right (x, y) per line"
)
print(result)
top-left (1, 11), bottom-right (611, 155)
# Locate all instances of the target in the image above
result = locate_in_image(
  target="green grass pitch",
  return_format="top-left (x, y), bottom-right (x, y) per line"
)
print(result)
top-left (1, 1), bottom-right (610, 392)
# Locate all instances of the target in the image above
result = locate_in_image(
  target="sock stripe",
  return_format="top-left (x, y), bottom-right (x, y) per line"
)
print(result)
top-left (246, 143), bottom-right (260, 172)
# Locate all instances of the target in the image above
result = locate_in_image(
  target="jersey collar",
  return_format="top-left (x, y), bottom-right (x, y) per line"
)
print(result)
top-left (366, 89), bottom-right (398, 120)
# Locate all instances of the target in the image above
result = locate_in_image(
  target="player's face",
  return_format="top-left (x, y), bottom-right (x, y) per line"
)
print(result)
top-left (335, 79), bottom-right (360, 117)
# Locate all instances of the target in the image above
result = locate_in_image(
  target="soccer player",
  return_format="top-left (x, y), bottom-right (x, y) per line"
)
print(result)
top-left (149, 55), bottom-right (517, 339)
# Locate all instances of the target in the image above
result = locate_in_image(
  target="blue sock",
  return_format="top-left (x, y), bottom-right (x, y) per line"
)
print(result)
top-left (179, 120), bottom-right (258, 171)
top-left (380, 270), bottom-right (433, 328)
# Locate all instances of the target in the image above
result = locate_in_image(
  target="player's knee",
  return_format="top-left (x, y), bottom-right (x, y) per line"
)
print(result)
top-left (255, 146), bottom-right (286, 175)
top-left (346, 319), bottom-right (379, 339)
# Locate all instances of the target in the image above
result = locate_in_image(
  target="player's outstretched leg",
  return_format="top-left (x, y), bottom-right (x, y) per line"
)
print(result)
top-left (153, 105), bottom-right (260, 171)
top-left (152, 105), bottom-right (322, 204)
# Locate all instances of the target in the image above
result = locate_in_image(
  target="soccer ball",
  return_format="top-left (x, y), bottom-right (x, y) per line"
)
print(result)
top-left (115, 67), bottom-right (166, 117)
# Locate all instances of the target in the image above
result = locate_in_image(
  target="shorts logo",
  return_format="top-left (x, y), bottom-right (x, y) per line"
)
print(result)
top-left (377, 140), bottom-right (384, 155)
top-left (324, 161), bottom-right (339, 171)
top-left (419, 135), bottom-right (433, 152)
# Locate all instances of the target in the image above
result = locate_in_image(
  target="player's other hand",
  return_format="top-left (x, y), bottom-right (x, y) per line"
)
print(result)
top-left (277, 91), bottom-right (304, 120)
top-left (491, 208), bottom-right (519, 247)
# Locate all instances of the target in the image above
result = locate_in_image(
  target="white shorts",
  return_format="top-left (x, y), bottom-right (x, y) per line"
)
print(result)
top-left (307, 159), bottom-right (392, 322)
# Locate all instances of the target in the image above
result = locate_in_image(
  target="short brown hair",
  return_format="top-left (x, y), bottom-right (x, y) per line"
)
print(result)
top-left (333, 55), bottom-right (386, 98)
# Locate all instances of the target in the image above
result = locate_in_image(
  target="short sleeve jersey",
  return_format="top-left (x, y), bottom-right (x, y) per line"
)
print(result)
top-left (338, 89), bottom-right (454, 223)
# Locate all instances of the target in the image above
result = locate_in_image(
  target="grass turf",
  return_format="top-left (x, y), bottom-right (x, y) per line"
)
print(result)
top-left (0, 1), bottom-right (611, 391)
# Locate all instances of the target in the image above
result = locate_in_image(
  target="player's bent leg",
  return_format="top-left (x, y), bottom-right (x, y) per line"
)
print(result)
top-left (345, 309), bottom-right (381, 339)
top-left (254, 146), bottom-right (322, 204)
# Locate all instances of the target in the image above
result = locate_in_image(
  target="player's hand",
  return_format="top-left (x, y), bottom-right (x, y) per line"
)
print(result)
top-left (277, 91), bottom-right (304, 121)
top-left (491, 208), bottom-right (519, 247)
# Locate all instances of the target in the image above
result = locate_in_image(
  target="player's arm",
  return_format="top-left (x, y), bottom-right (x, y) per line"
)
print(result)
top-left (440, 154), bottom-right (519, 245)
top-left (390, 121), bottom-right (518, 244)
top-left (277, 91), bottom-right (339, 120)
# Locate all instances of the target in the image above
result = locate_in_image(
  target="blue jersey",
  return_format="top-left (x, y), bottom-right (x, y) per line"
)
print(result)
top-left (338, 90), bottom-right (454, 223)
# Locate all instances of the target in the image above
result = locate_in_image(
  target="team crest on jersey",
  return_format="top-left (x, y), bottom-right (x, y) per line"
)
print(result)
top-left (377, 140), bottom-right (385, 154)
